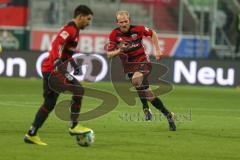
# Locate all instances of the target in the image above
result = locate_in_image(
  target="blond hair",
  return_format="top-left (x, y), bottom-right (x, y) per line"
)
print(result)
top-left (116, 10), bottom-right (130, 19)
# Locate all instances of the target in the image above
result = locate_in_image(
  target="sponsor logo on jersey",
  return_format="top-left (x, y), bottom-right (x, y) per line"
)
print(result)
top-left (131, 34), bottom-right (137, 40)
top-left (116, 37), bottom-right (122, 42)
top-left (60, 31), bottom-right (69, 40)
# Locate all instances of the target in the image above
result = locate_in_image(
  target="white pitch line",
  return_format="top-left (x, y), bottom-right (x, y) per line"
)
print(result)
top-left (0, 94), bottom-right (39, 97)
top-left (0, 102), bottom-right (39, 108)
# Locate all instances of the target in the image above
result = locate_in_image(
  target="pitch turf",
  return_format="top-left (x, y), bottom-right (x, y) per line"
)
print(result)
top-left (0, 77), bottom-right (239, 160)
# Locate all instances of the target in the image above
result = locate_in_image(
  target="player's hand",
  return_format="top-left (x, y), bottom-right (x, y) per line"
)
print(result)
top-left (54, 58), bottom-right (64, 72)
top-left (73, 67), bottom-right (82, 75)
top-left (119, 41), bottom-right (132, 52)
top-left (155, 50), bottom-right (163, 61)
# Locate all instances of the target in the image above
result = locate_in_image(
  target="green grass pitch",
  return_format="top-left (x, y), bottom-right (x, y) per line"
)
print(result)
top-left (0, 77), bottom-right (239, 160)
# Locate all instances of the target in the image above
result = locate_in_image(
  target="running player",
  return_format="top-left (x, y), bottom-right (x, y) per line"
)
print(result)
top-left (107, 11), bottom-right (176, 131)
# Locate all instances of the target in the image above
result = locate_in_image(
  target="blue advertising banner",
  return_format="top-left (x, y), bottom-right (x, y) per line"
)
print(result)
top-left (173, 36), bottom-right (209, 58)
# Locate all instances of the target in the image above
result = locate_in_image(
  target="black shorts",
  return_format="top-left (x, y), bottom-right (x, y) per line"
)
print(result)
top-left (124, 62), bottom-right (152, 76)
top-left (125, 62), bottom-right (152, 88)
top-left (42, 71), bottom-right (83, 97)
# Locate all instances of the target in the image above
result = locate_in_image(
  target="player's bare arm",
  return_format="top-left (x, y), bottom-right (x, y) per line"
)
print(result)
top-left (107, 48), bottom-right (121, 58)
top-left (107, 41), bottom-right (131, 58)
top-left (152, 30), bottom-right (163, 60)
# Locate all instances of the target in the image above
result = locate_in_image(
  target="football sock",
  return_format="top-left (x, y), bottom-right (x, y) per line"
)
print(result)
top-left (136, 88), bottom-right (149, 109)
top-left (150, 98), bottom-right (169, 116)
top-left (70, 102), bottom-right (80, 129)
top-left (140, 97), bottom-right (149, 109)
top-left (28, 106), bottom-right (49, 136)
top-left (70, 121), bottom-right (78, 129)
top-left (28, 125), bottom-right (38, 136)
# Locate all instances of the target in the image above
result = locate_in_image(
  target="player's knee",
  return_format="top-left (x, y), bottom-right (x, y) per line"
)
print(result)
top-left (132, 79), bottom-right (142, 87)
top-left (132, 72), bottom-right (143, 87)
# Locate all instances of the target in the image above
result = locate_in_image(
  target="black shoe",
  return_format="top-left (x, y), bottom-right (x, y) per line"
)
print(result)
top-left (143, 108), bottom-right (152, 121)
top-left (167, 112), bottom-right (176, 131)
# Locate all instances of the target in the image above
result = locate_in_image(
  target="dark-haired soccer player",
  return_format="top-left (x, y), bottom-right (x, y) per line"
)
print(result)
top-left (107, 11), bottom-right (176, 131)
top-left (24, 5), bottom-right (94, 145)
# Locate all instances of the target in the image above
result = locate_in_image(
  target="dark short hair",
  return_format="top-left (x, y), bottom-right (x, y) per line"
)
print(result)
top-left (74, 5), bottom-right (93, 18)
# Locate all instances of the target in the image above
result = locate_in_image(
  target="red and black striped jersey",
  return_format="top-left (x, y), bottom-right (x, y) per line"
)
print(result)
top-left (108, 25), bottom-right (153, 64)
top-left (42, 21), bottom-right (80, 73)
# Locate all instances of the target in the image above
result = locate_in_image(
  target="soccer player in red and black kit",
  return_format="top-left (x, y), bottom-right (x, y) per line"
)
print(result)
top-left (24, 5), bottom-right (94, 145)
top-left (107, 11), bottom-right (176, 131)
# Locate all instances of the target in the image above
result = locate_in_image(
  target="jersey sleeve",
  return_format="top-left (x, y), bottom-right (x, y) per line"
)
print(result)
top-left (107, 30), bottom-right (117, 51)
top-left (51, 26), bottom-right (76, 61)
top-left (140, 26), bottom-right (153, 37)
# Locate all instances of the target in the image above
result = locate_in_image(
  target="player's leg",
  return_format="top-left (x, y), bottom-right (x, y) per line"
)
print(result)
top-left (132, 71), bottom-right (176, 131)
top-left (70, 95), bottom-right (83, 128)
top-left (130, 72), bottom-right (149, 109)
top-left (63, 75), bottom-right (92, 135)
top-left (24, 73), bottom-right (59, 145)
top-left (28, 91), bottom-right (59, 135)
top-left (144, 88), bottom-right (176, 131)
top-left (69, 79), bottom-right (84, 129)
top-left (131, 71), bottom-right (152, 121)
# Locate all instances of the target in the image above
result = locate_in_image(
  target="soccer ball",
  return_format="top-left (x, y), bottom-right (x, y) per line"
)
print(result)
top-left (76, 130), bottom-right (95, 147)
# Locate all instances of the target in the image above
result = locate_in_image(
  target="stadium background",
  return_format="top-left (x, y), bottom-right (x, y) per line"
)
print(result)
top-left (0, 0), bottom-right (239, 160)
top-left (0, 0), bottom-right (239, 87)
